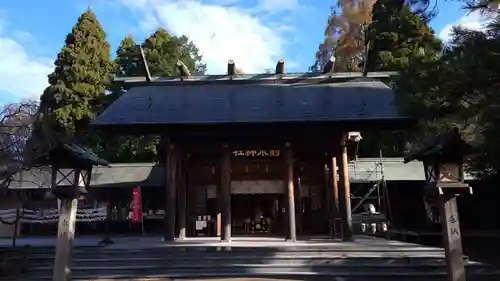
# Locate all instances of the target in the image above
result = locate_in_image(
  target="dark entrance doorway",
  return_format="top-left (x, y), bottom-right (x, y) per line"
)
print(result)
top-left (231, 194), bottom-right (284, 236)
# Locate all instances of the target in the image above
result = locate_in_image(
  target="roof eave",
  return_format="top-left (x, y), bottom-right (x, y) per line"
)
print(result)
top-left (113, 71), bottom-right (400, 87)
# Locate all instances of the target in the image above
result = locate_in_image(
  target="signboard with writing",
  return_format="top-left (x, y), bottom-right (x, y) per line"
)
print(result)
top-left (232, 149), bottom-right (281, 157)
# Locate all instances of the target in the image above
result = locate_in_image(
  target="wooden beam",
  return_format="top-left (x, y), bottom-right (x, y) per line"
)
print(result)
top-left (176, 138), bottom-right (342, 156)
top-left (113, 71), bottom-right (398, 86)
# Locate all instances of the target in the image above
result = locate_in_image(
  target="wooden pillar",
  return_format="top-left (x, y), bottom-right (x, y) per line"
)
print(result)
top-left (284, 143), bottom-right (297, 242)
top-left (53, 197), bottom-right (78, 281)
top-left (331, 157), bottom-right (339, 218)
top-left (439, 193), bottom-right (466, 281)
top-left (12, 192), bottom-right (22, 248)
top-left (295, 176), bottom-right (303, 235)
top-left (185, 155), bottom-right (194, 237)
top-left (338, 135), bottom-right (354, 241)
top-left (331, 156), bottom-right (340, 238)
top-left (177, 153), bottom-right (187, 240)
top-left (164, 143), bottom-right (178, 242)
top-left (324, 162), bottom-right (333, 238)
top-left (221, 144), bottom-right (232, 242)
top-left (216, 179), bottom-right (222, 237)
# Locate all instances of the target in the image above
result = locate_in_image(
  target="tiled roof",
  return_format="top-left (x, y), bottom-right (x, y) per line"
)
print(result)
top-left (404, 128), bottom-right (470, 163)
top-left (93, 79), bottom-right (408, 126)
top-left (8, 163), bottom-right (164, 189)
top-left (61, 143), bottom-right (109, 167)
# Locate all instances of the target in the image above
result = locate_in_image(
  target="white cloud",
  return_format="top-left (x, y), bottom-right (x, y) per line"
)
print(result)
top-left (118, 0), bottom-right (290, 74)
top-left (0, 31), bottom-right (53, 101)
top-left (12, 30), bottom-right (33, 43)
top-left (438, 11), bottom-right (490, 42)
top-left (256, 0), bottom-right (299, 12)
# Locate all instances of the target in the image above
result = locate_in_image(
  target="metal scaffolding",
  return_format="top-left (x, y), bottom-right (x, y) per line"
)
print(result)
top-left (349, 152), bottom-right (394, 233)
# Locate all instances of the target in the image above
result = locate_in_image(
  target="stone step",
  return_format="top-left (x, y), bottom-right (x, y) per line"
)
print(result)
top-left (3, 274), bottom-right (499, 281)
top-left (28, 251), bottom-right (452, 259)
top-left (28, 256), bottom-right (472, 267)
top-left (27, 249), bottom-right (446, 258)
top-left (27, 248), bottom-right (445, 254)
top-left (12, 265), bottom-right (500, 280)
top-left (29, 262), bottom-right (490, 272)
top-left (24, 242), bottom-right (443, 253)
top-left (28, 276), bottom-right (500, 281)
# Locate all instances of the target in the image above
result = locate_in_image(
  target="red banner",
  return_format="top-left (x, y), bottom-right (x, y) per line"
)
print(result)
top-left (131, 187), bottom-right (142, 223)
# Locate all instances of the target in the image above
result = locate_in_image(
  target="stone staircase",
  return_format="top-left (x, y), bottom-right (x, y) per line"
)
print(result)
top-left (5, 237), bottom-right (500, 281)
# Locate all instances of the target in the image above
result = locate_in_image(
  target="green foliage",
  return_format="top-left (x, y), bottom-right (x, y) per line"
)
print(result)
top-left (366, 0), bottom-right (442, 71)
top-left (115, 35), bottom-right (143, 78)
top-left (380, 2), bottom-right (500, 179)
top-left (39, 9), bottom-right (113, 138)
top-left (400, 22), bottom-right (500, 179)
top-left (357, 1), bottom-right (443, 157)
top-left (103, 35), bottom-right (141, 107)
top-left (142, 28), bottom-right (206, 76)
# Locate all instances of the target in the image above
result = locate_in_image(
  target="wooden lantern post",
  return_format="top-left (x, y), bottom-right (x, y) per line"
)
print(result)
top-left (404, 128), bottom-right (472, 281)
top-left (28, 141), bottom-right (108, 281)
top-left (35, 142), bottom-right (109, 281)
top-left (51, 144), bottom-right (108, 281)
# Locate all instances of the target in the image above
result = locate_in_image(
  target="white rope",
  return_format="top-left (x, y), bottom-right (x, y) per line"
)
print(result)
top-left (0, 207), bottom-right (108, 224)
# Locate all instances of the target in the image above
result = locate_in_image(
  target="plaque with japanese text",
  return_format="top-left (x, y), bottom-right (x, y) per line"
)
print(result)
top-left (232, 149), bottom-right (281, 157)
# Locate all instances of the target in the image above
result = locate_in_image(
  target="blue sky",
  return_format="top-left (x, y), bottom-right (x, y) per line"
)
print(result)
top-left (0, 0), bottom-right (486, 106)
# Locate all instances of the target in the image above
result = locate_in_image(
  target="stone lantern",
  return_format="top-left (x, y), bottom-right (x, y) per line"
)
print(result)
top-left (404, 127), bottom-right (471, 281)
top-left (34, 141), bottom-right (108, 281)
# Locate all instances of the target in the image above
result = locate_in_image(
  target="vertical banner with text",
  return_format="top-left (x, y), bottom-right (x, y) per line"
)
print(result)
top-left (131, 187), bottom-right (142, 223)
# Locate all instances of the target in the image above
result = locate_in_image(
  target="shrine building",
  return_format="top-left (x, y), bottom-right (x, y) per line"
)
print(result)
top-left (91, 60), bottom-right (413, 242)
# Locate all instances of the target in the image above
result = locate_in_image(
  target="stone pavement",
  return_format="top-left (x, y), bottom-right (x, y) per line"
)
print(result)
top-left (2, 236), bottom-right (497, 281)
top-left (0, 235), bottom-right (444, 252)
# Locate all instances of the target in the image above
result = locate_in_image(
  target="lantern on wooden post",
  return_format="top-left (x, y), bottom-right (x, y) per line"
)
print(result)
top-left (404, 127), bottom-right (471, 281)
top-left (35, 142), bottom-right (108, 281)
top-left (48, 143), bottom-right (108, 197)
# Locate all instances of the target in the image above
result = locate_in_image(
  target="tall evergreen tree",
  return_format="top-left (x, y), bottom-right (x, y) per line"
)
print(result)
top-left (143, 28), bottom-right (206, 76)
top-left (101, 35), bottom-right (140, 109)
top-left (39, 9), bottom-right (113, 139)
top-left (115, 35), bottom-right (142, 77)
top-left (40, 9), bottom-right (112, 139)
top-left (356, 0), bottom-right (442, 157)
top-left (366, 0), bottom-right (441, 72)
top-left (394, 23), bottom-right (500, 179)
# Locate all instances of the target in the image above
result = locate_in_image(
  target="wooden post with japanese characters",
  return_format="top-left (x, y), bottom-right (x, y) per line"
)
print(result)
top-left (404, 128), bottom-right (472, 281)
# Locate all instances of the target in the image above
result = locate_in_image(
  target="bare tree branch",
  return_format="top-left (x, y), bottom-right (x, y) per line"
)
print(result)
top-left (0, 100), bottom-right (39, 188)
